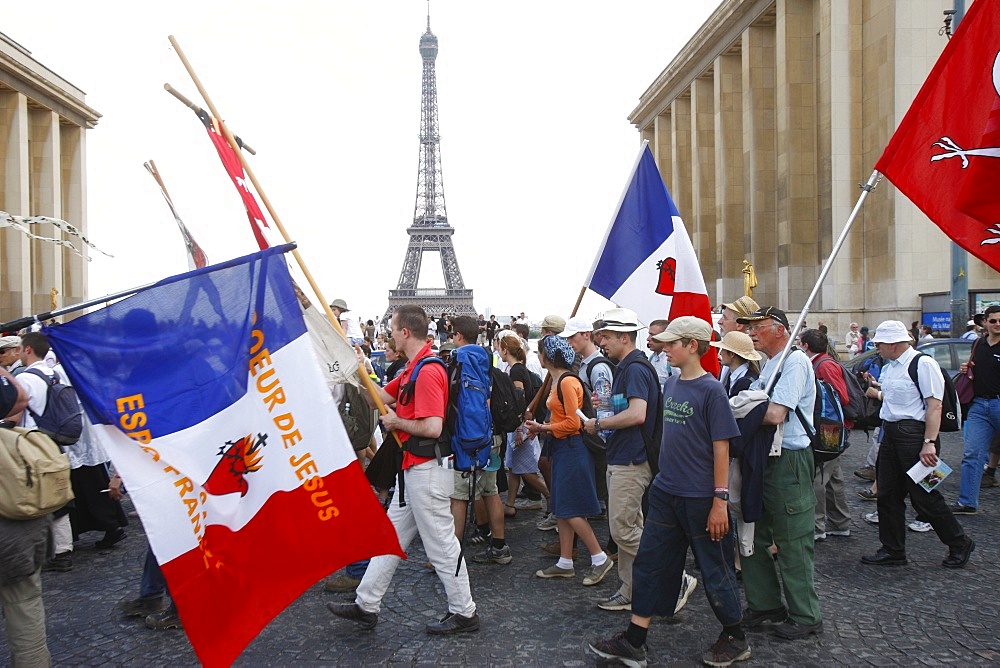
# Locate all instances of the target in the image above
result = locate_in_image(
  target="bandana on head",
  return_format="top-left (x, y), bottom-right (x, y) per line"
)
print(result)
top-left (542, 335), bottom-right (575, 368)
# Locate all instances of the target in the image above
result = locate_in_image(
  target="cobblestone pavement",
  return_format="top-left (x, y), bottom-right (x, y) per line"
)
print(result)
top-left (3, 430), bottom-right (999, 666)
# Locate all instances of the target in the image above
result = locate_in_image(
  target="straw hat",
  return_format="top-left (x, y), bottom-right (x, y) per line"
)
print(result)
top-left (710, 331), bottom-right (762, 361)
top-left (721, 296), bottom-right (760, 318)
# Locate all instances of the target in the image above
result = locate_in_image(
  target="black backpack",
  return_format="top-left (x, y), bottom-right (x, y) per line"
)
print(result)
top-left (614, 355), bottom-right (664, 475)
top-left (813, 355), bottom-right (880, 430)
top-left (908, 353), bottom-right (962, 432)
top-left (25, 369), bottom-right (83, 446)
top-left (555, 373), bottom-right (606, 455)
top-left (489, 367), bottom-right (523, 434)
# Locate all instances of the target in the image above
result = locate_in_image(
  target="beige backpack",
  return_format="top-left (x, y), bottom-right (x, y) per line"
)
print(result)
top-left (0, 426), bottom-right (74, 519)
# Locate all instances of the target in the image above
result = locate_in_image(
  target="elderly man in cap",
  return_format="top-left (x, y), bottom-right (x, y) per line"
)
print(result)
top-left (737, 306), bottom-right (823, 641)
top-left (719, 296), bottom-right (760, 336)
top-left (584, 309), bottom-right (665, 612)
top-left (0, 336), bottom-right (22, 372)
top-left (860, 320), bottom-right (974, 569)
top-left (330, 299), bottom-right (364, 346)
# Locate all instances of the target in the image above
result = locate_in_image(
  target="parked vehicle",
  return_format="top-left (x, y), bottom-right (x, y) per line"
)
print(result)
top-left (843, 338), bottom-right (973, 378)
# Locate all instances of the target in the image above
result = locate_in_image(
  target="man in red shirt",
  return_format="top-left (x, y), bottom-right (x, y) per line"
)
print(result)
top-left (799, 329), bottom-right (851, 541)
top-left (329, 306), bottom-right (479, 635)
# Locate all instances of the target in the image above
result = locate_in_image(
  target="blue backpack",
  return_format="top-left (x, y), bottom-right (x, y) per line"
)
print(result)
top-left (404, 346), bottom-right (493, 472)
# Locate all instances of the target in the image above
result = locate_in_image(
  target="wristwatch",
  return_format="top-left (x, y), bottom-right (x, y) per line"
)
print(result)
top-left (713, 491), bottom-right (729, 501)
top-left (923, 438), bottom-right (934, 444)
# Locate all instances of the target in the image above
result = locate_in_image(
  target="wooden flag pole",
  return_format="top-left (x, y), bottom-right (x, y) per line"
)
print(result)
top-left (163, 83), bottom-right (256, 155)
top-left (166, 35), bottom-right (398, 443)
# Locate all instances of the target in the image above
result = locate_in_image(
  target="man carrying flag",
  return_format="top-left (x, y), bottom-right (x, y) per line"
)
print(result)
top-left (585, 143), bottom-right (719, 377)
top-left (328, 305), bottom-right (480, 636)
top-left (46, 246), bottom-right (401, 667)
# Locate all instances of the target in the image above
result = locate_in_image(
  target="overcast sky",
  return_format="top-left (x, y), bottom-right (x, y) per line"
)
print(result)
top-left (5, 1), bottom-right (718, 324)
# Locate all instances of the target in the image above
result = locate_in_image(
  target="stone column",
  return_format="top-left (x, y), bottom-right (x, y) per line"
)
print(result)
top-left (775, 0), bottom-right (818, 309)
top-left (691, 74), bottom-right (717, 303)
top-left (60, 123), bottom-right (87, 310)
top-left (0, 90), bottom-right (31, 322)
top-left (742, 22), bottom-right (777, 307)
top-left (714, 52), bottom-right (745, 304)
top-left (654, 111), bottom-right (672, 189)
top-left (670, 95), bottom-right (692, 237)
top-left (29, 108), bottom-right (62, 314)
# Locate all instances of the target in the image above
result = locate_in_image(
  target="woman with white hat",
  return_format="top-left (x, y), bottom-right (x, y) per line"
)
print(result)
top-left (710, 331), bottom-right (761, 399)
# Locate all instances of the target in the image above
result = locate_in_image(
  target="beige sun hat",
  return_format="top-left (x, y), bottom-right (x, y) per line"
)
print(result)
top-left (710, 331), bottom-right (762, 361)
top-left (721, 296), bottom-right (760, 319)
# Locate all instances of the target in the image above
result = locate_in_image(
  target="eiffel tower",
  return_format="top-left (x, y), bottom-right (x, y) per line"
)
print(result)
top-left (383, 11), bottom-right (476, 325)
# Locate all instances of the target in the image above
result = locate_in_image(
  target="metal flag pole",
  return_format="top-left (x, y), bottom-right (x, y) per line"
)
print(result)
top-left (0, 282), bottom-right (156, 332)
top-left (166, 35), bottom-right (397, 442)
top-left (763, 169), bottom-right (883, 394)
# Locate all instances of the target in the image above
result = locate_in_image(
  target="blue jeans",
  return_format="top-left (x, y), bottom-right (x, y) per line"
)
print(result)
top-left (631, 484), bottom-right (741, 625)
top-left (140, 546), bottom-right (167, 599)
top-left (345, 560), bottom-right (369, 579)
top-left (959, 398), bottom-right (1000, 508)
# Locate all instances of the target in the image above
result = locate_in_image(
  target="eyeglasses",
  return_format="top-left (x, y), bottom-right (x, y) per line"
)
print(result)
top-left (747, 321), bottom-right (776, 333)
top-left (988, 319), bottom-right (1000, 324)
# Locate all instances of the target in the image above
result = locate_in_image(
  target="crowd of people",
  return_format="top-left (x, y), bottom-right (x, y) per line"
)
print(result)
top-left (1, 295), bottom-right (995, 667)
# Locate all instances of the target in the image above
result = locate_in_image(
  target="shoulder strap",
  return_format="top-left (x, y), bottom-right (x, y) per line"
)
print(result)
top-left (555, 372), bottom-right (584, 416)
top-left (24, 368), bottom-right (57, 419)
top-left (399, 356), bottom-right (448, 406)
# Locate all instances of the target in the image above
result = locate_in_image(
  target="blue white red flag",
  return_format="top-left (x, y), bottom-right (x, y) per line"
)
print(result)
top-left (45, 245), bottom-right (402, 667)
top-left (586, 143), bottom-right (719, 376)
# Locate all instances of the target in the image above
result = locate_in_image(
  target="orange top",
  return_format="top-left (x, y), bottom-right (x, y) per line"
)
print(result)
top-left (546, 373), bottom-right (583, 439)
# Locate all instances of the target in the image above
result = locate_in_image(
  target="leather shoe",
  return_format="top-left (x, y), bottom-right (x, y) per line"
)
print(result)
top-left (861, 548), bottom-right (907, 566)
top-left (772, 618), bottom-right (823, 640)
top-left (426, 611), bottom-right (480, 635)
top-left (942, 538), bottom-right (975, 569)
top-left (327, 602), bottom-right (378, 630)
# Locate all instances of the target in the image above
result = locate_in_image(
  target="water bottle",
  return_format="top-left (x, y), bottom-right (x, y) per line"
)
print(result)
top-left (595, 393), bottom-right (614, 441)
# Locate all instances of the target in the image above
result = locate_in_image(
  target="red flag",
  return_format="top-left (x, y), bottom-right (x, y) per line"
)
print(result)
top-left (203, 116), bottom-right (271, 250)
top-left (875, 0), bottom-right (1000, 272)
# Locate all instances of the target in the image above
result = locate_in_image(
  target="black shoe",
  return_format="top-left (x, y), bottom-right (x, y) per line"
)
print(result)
top-left (42, 552), bottom-right (73, 572)
top-left (861, 548), bottom-right (907, 566)
top-left (772, 619), bottom-right (823, 640)
top-left (145, 607), bottom-right (182, 630)
top-left (950, 503), bottom-right (977, 515)
top-left (942, 538), bottom-right (975, 569)
top-left (741, 606), bottom-right (787, 629)
top-left (95, 528), bottom-right (127, 549)
top-left (327, 602), bottom-right (378, 630)
top-left (117, 596), bottom-right (164, 617)
top-left (426, 611), bottom-right (480, 635)
top-left (588, 631), bottom-right (648, 668)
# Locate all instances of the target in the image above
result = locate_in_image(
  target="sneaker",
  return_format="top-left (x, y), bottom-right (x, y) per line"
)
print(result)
top-left (982, 473), bottom-right (998, 488)
top-left (827, 529), bottom-right (851, 537)
top-left (535, 563), bottom-right (575, 579)
top-left (814, 532), bottom-right (827, 542)
top-left (772, 618), bottom-right (823, 640)
top-left (425, 611), bottom-right (480, 635)
top-left (541, 540), bottom-right (578, 559)
top-left (702, 631), bottom-right (752, 666)
top-left (469, 527), bottom-right (491, 546)
top-left (674, 572), bottom-right (698, 613)
top-left (854, 465), bottom-right (876, 481)
top-left (582, 558), bottom-right (615, 586)
top-left (597, 591), bottom-right (632, 611)
top-left (864, 511), bottom-right (879, 525)
top-left (515, 498), bottom-right (543, 510)
top-left (117, 596), bottom-right (165, 617)
top-left (323, 574), bottom-right (361, 593)
top-left (741, 606), bottom-right (787, 630)
top-left (327, 602), bottom-right (378, 630)
top-left (42, 551), bottom-right (73, 572)
top-left (536, 513), bottom-right (558, 531)
top-left (588, 631), bottom-right (647, 668)
top-left (907, 520), bottom-right (933, 533)
top-left (472, 544), bottom-right (513, 565)
top-left (95, 527), bottom-right (127, 549)
top-left (950, 503), bottom-right (977, 515)
top-left (145, 607), bottom-right (182, 630)
top-left (856, 488), bottom-right (877, 502)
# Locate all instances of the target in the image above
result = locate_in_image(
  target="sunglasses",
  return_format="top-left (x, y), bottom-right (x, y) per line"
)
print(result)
top-left (988, 319), bottom-right (1000, 324)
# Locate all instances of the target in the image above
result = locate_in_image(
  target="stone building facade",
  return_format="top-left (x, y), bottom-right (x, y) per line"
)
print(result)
top-left (0, 32), bottom-right (99, 324)
top-left (629, 0), bottom-right (1000, 338)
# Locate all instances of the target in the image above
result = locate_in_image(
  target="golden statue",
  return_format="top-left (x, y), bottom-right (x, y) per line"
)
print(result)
top-left (50, 287), bottom-right (59, 310)
top-left (742, 260), bottom-right (757, 298)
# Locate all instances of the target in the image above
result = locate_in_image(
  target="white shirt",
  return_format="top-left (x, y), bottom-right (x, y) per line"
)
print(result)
top-left (648, 351), bottom-right (673, 388)
top-left (18, 361), bottom-right (55, 429)
top-left (340, 313), bottom-right (364, 340)
top-left (878, 346), bottom-right (944, 422)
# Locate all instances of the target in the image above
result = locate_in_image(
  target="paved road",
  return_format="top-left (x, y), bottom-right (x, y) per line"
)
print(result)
top-left (3, 430), bottom-right (999, 666)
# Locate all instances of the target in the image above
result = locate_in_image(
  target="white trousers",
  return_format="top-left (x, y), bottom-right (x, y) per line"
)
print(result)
top-left (355, 459), bottom-right (476, 618)
top-left (51, 515), bottom-right (72, 554)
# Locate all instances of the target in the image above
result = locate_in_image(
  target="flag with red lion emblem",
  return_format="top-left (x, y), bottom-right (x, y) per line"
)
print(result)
top-left (875, 0), bottom-right (1000, 272)
top-left (586, 143), bottom-right (719, 376)
top-left (45, 245), bottom-right (403, 667)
